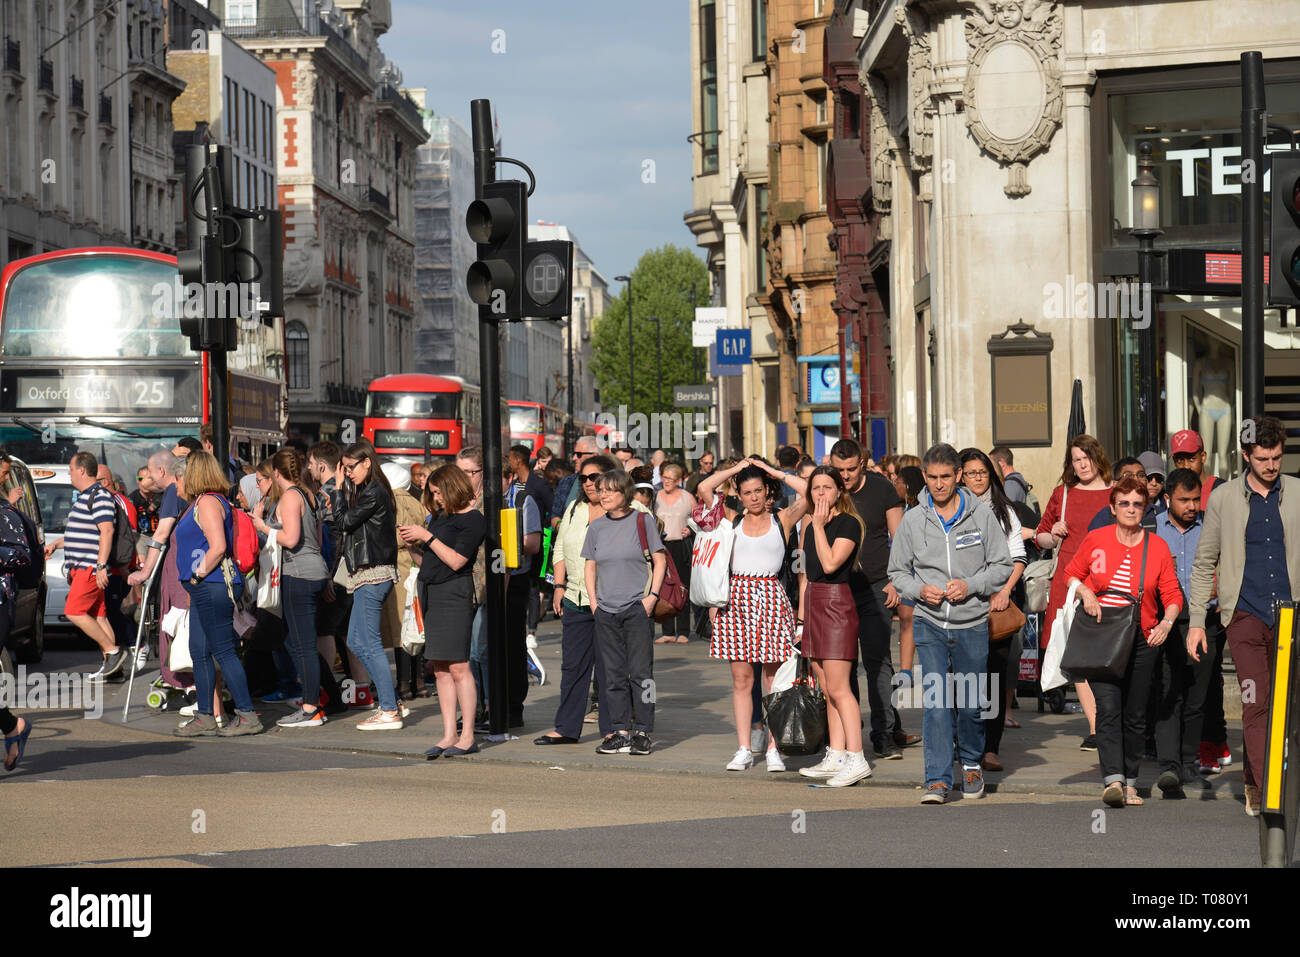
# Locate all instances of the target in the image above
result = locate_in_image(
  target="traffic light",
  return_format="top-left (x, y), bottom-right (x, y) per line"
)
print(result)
top-left (466, 179), bottom-right (526, 319)
top-left (1269, 150), bottom-right (1300, 306)
top-left (521, 239), bottom-right (574, 319)
top-left (233, 208), bottom-right (284, 322)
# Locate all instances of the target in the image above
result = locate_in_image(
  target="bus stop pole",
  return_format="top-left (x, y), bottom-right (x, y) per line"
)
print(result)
top-left (472, 98), bottom-right (508, 737)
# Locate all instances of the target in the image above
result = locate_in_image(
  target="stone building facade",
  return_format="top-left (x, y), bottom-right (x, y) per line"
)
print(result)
top-left (225, 0), bottom-right (427, 444)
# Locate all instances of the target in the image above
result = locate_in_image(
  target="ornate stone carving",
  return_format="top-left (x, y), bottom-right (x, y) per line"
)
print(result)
top-left (866, 75), bottom-right (894, 241)
top-left (961, 1), bottom-right (1063, 197)
top-left (895, 5), bottom-right (933, 174)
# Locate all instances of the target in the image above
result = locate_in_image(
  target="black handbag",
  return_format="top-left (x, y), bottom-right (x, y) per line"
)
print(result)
top-left (761, 657), bottom-right (828, 756)
top-left (1060, 534), bottom-right (1148, 682)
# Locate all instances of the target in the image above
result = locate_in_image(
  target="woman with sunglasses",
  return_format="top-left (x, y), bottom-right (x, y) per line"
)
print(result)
top-left (1064, 475), bottom-right (1182, 808)
top-left (534, 453), bottom-right (621, 746)
top-left (334, 443), bottom-right (403, 730)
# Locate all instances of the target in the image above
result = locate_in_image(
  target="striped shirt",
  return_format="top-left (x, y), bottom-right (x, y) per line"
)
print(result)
top-left (1098, 553), bottom-right (1135, 607)
top-left (63, 483), bottom-right (115, 575)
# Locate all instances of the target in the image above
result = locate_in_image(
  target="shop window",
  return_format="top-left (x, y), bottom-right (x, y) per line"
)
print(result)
top-left (1186, 323), bottom-right (1237, 480)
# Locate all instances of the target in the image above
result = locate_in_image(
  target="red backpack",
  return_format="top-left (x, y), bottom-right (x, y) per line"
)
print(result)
top-left (201, 493), bottom-right (258, 574)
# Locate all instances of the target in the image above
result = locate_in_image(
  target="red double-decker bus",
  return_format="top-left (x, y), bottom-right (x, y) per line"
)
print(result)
top-left (364, 373), bottom-right (507, 465)
top-left (0, 247), bottom-right (286, 479)
top-left (508, 400), bottom-right (566, 458)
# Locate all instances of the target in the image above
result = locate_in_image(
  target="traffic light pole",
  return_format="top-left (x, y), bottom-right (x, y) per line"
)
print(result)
top-left (472, 98), bottom-right (509, 738)
top-left (1242, 51), bottom-right (1266, 420)
top-left (201, 143), bottom-right (231, 474)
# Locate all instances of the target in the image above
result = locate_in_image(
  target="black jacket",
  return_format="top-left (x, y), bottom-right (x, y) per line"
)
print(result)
top-left (334, 479), bottom-right (398, 573)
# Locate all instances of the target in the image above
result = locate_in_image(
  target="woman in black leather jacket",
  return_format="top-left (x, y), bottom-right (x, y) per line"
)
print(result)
top-left (335, 443), bottom-right (403, 730)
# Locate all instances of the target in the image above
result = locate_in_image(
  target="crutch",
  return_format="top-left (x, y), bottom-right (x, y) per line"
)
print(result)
top-left (122, 542), bottom-right (168, 723)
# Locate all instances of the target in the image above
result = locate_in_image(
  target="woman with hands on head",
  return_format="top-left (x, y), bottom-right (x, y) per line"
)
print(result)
top-left (1064, 475), bottom-right (1182, 808)
top-left (697, 456), bottom-right (808, 772)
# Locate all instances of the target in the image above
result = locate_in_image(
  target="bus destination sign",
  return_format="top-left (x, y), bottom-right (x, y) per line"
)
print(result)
top-left (3, 369), bottom-right (197, 415)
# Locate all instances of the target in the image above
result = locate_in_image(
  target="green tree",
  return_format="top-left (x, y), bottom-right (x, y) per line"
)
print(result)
top-left (591, 245), bottom-right (710, 424)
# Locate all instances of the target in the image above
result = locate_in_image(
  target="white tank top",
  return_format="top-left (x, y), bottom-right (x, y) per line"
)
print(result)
top-left (730, 514), bottom-right (786, 576)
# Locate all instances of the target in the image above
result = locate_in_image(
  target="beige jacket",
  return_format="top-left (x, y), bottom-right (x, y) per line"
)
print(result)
top-left (1189, 473), bottom-right (1300, 628)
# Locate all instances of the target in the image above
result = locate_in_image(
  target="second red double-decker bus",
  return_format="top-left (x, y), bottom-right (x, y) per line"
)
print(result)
top-left (508, 400), bottom-right (566, 458)
top-left (364, 373), bottom-right (507, 465)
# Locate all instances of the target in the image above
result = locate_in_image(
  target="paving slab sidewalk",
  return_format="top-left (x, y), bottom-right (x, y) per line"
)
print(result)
top-left (97, 618), bottom-right (1248, 802)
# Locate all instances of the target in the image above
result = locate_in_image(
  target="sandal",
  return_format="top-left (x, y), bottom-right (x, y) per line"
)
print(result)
top-left (1124, 786), bottom-right (1144, 806)
top-left (1004, 715), bottom-right (1020, 728)
top-left (674, 636), bottom-right (689, 643)
top-left (1102, 782), bottom-right (1124, 807)
top-left (654, 636), bottom-right (673, 644)
top-left (412, 687), bottom-right (432, 699)
top-left (4, 718), bottom-right (32, 771)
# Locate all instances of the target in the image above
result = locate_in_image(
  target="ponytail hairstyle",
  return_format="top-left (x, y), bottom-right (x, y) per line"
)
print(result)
top-left (802, 465), bottom-right (866, 546)
top-left (256, 457), bottom-right (283, 506)
top-left (272, 448), bottom-right (314, 508)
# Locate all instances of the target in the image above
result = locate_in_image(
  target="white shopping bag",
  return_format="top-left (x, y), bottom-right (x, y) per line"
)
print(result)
top-left (769, 649), bottom-right (801, 695)
top-left (166, 609), bottom-right (192, 673)
top-left (1040, 581), bottom-right (1080, 691)
top-left (689, 520), bottom-right (734, 608)
top-left (256, 537), bottom-right (282, 617)
top-left (400, 566), bottom-right (424, 656)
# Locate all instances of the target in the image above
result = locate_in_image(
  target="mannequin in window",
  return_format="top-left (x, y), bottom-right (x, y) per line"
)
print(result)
top-left (1191, 340), bottom-right (1234, 479)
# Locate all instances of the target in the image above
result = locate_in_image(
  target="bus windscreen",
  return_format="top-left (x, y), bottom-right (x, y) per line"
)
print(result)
top-left (366, 391), bottom-right (459, 419)
top-left (1, 256), bottom-right (189, 358)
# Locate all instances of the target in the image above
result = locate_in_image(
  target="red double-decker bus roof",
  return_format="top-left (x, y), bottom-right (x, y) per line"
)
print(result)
top-left (0, 246), bottom-right (176, 298)
top-left (368, 373), bottom-right (468, 392)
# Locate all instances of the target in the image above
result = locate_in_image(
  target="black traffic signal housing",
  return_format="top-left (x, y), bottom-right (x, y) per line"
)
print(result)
top-left (521, 239), bottom-right (574, 319)
top-left (466, 179), bottom-right (526, 319)
top-left (1269, 150), bottom-right (1300, 307)
top-left (233, 208), bottom-right (284, 323)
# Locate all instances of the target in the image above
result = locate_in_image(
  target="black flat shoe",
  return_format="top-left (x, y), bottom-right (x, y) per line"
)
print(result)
top-left (443, 743), bottom-right (480, 756)
top-left (424, 746), bottom-right (446, 760)
top-left (533, 734), bottom-right (578, 745)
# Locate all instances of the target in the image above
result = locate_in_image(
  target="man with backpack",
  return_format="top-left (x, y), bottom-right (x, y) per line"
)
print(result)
top-left (44, 451), bottom-right (128, 678)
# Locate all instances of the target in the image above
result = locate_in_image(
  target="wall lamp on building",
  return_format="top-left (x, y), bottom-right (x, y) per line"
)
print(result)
top-left (1131, 141), bottom-right (1164, 453)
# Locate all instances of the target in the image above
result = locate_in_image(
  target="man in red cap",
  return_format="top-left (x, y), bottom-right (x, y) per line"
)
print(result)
top-left (1171, 430), bottom-right (1218, 511)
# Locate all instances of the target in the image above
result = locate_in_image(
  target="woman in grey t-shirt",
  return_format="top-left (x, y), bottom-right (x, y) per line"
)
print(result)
top-left (581, 469), bottom-right (666, 756)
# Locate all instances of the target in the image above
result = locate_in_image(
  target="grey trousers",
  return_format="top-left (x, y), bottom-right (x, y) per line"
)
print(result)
top-left (594, 602), bottom-right (656, 733)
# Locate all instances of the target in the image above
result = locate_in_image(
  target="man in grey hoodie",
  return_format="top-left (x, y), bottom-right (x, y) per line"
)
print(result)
top-left (888, 444), bottom-right (1013, 805)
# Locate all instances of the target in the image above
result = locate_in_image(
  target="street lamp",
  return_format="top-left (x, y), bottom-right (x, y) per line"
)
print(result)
top-left (616, 274), bottom-right (634, 429)
top-left (645, 315), bottom-right (663, 412)
top-left (1130, 141), bottom-right (1163, 454)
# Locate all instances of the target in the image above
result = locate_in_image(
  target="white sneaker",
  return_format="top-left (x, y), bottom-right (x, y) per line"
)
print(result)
top-left (179, 702), bottom-right (198, 717)
top-left (749, 726), bottom-right (766, 753)
top-left (824, 751), bottom-right (873, 788)
top-left (799, 749), bottom-right (846, 779)
top-left (725, 747), bottom-right (754, 771)
top-left (134, 646), bottom-right (148, 670)
top-left (526, 632), bottom-right (538, 649)
top-left (765, 748), bottom-right (786, 772)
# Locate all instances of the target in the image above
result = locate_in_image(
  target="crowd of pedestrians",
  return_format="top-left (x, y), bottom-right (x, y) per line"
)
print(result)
top-left (0, 421), bottom-right (1282, 822)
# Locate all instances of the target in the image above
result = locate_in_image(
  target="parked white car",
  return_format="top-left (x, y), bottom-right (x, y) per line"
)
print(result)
top-left (28, 465), bottom-right (76, 630)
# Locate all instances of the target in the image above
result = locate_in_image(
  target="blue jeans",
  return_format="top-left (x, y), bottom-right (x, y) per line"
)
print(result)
top-left (183, 577), bottom-right (253, 715)
top-left (912, 616), bottom-right (989, 788)
top-left (345, 580), bottom-right (397, 713)
top-left (470, 605), bottom-right (487, 709)
top-left (282, 576), bottom-right (324, 706)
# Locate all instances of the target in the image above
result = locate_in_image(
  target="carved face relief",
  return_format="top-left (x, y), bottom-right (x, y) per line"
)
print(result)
top-left (994, 1), bottom-right (1023, 29)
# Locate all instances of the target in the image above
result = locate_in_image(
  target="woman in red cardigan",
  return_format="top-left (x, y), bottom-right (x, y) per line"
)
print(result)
top-left (1064, 476), bottom-right (1182, 809)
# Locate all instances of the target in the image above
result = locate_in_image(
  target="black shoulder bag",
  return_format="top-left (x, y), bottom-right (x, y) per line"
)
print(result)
top-left (1060, 533), bottom-right (1148, 682)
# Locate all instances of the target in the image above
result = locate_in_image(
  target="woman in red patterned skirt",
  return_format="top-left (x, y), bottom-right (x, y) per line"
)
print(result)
top-left (698, 457), bottom-right (807, 773)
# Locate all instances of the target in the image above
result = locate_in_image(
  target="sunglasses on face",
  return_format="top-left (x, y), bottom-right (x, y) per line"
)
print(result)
top-left (580, 472), bottom-right (602, 482)
top-left (1115, 500), bottom-right (1144, 510)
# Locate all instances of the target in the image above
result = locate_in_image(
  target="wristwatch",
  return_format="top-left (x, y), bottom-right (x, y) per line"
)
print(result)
top-left (94, 562), bottom-right (107, 572)
top-left (189, 572), bottom-right (204, 585)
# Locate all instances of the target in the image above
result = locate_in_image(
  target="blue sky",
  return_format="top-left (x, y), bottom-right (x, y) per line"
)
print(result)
top-left (382, 1), bottom-right (700, 280)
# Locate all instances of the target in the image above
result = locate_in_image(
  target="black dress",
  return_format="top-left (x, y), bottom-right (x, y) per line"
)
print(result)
top-left (419, 510), bottom-right (487, 661)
